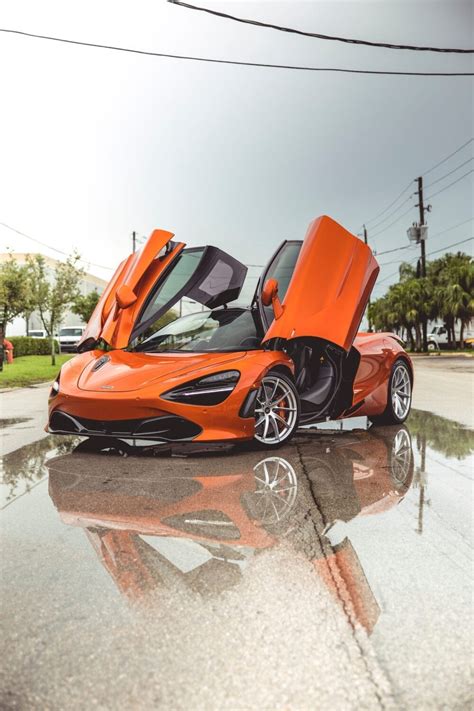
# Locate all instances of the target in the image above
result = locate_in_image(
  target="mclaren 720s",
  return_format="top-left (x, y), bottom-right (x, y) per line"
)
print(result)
top-left (47, 215), bottom-right (413, 448)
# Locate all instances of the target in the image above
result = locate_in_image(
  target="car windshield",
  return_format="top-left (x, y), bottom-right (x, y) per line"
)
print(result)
top-left (133, 308), bottom-right (262, 353)
top-left (60, 328), bottom-right (83, 337)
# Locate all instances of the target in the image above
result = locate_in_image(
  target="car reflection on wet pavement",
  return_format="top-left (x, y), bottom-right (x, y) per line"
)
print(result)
top-left (1, 410), bottom-right (473, 710)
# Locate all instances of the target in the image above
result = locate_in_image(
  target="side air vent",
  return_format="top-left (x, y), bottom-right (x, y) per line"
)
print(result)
top-left (92, 355), bottom-right (110, 372)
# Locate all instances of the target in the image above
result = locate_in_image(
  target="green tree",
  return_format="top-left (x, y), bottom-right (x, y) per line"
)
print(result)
top-left (428, 252), bottom-right (473, 347)
top-left (370, 251), bottom-right (472, 352)
top-left (0, 255), bottom-right (34, 369)
top-left (27, 253), bottom-right (84, 365)
top-left (72, 289), bottom-right (101, 324)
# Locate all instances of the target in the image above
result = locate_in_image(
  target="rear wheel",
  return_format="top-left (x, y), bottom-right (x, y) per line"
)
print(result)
top-left (253, 372), bottom-right (300, 449)
top-left (370, 359), bottom-right (412, 425)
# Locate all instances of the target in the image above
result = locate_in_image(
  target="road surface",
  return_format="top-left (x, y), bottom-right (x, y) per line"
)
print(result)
top-left (0, 357), bottom-right (472, 709)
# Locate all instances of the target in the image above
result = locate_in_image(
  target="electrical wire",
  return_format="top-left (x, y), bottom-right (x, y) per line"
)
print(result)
top-left (375, 236), bottom-right (473, 285)
top-left (422, 138), bottom-right (473, 176)
top-left (425, 169), bottom-right (474, 200)
top-left (370, 204), bottom-right (416, 239)
top-left (1, 28), bottom-right (473, 76)
top-left (0, 221), bottom-right (113, 271)
top-left (367, 193), bottom-right (414, 232)
top-left (429, 217), bottom-right (473, 239)
top-left (364, 181), bottom-right (413, 226)
top-left (376, 244), bottom-right (412, 257)
top-left (427, 236), bottom-right (473, 256)
top-left (374, 217), bottom-right (473, 259)
top-left (424, 157), bottom-right (473, 189)
top-left (168, 1), bottom-right (474, 54)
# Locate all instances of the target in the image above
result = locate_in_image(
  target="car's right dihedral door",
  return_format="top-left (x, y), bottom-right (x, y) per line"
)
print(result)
top-left (259, 216), bottom-right (379, 352)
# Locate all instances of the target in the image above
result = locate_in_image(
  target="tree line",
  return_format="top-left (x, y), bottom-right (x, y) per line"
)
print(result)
top-left (368, 251), bottom-right (473, 350)
top-left (0, 253), bottom-right (100, 365)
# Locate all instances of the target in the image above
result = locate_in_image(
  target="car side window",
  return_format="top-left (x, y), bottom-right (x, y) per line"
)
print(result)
top-left (261, 242), bottom-right (302, 326)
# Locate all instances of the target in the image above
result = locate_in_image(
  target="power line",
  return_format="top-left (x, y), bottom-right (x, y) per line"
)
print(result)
top-left (364, 181), bottom-right (413, 226)
top-left (0, 221), bottom-right (113, 271)
top-left (422, 137), bottom-right (473, 176)
top-left (425, 169), bottom-right (473, 200)
top-left (372, 217), bottom-right (473, 266)
top-left (427, 236), bottom-right (473, 256)
top-left (376, 244), bottom-right (412, 257)
top-left (168, 1), bottom-right (474, 54)
top-left (375, 236), bottom-right (473, 285)
top-left (429, 217), bottom-right (473, 239)
top-left (370, 204), bottom-right (415, 238)
top-left (424, 157), bottom-right (473, 189)
top-left (368, 193), bottom-right (414, 232)
top-left (1, 28), bottom-right (473, 76)
top-left (363, 138), bottom-right (473, 232)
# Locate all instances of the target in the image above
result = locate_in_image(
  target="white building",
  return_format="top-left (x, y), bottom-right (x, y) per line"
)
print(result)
top-left (0, 252), bottom-right (107, 337)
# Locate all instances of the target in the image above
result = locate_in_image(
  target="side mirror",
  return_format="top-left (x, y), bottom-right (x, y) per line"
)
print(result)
top-left (116, 284), bottom-right (137, 309)
top-left (261, 278), bottom-right (284, 320)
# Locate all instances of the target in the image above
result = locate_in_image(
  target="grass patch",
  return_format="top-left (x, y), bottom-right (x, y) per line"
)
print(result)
top-left (0, 355), bottom-right (74, 389)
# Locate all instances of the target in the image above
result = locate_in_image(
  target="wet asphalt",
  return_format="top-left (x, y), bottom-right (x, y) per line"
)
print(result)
top-left (0, 357), bottom-right (473, 710)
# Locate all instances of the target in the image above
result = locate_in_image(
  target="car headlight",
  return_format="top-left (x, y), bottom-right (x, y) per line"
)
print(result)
top-left (161, 370), bottom-right (240, 405)
top-left (50, 370), bottom-right (61, 397)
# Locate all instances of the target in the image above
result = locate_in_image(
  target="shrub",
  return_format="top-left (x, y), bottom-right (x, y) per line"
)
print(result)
top-left (8, 336), bottom-right (59, 357)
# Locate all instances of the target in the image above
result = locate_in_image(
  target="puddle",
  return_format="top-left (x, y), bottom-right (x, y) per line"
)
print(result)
top-left (1, 408), bottom-right (472, 709)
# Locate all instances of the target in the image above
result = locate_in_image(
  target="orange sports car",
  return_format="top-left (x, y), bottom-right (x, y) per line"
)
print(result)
top-left (47, 215), bottom-right (413, 448)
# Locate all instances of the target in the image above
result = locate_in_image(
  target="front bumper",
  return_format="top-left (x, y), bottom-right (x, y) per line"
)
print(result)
top-left (48, 410), bottom-right (202, 441)
top-left (47, 384), bottom-right (258, 443)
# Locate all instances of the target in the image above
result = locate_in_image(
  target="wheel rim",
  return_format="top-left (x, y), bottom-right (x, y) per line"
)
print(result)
top-left (254, 375), bottom-right (298, 445)
top-left (250, 457), bottom-right (298, 524)
top-left (390, 429), bottom-right (413, 485)
top-left (391, 364), bottom-right (411, 420)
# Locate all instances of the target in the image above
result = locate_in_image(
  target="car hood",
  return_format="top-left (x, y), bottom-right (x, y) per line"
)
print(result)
top-left (77, 350), bottom-right (248, 393)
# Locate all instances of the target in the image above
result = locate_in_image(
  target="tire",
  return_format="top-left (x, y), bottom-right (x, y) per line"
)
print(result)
top-left (427, 341), bottom-right (438, 351)
top-left (252, 371), bottom-right (300, 449)
top-left (370, 359), bottom-right (412, 426)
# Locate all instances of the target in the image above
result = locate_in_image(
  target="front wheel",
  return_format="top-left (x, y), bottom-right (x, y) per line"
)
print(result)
top-left (370, 359), bottom-right (412, 425)
top-left (253, 372), bottom-right (300, 448)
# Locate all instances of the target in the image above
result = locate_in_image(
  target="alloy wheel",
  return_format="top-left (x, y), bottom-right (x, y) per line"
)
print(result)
top-left (391, 363), bottom-right (412, 420)
top-left (390, 428), bottom-right (413, 485)
top-left (254, 375), bottom-right (298, 445)
top-left (250, 457), bottom-right (298, 524)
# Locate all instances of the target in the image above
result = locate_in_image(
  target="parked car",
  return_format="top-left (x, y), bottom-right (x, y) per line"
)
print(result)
top-left (58, 327), bottom-right (85, 353)
top-left (47, 216), bottom-right (413, 449)
top-left (427, 325), bottom-right (474, 350)
top-left (29, 329), bottom-right (46, 339)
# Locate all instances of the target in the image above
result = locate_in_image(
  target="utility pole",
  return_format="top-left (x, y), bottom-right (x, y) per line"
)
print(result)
top-left (363, 224), bottom-right (373, 331)
top-left (132, 231), bottom-right (137, 253)
top-left (416, 177), bottom-right (428, 352)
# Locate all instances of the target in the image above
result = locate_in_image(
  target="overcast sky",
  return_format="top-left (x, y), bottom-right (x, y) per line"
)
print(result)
top-left (0, 0), bottom-right (472, 304)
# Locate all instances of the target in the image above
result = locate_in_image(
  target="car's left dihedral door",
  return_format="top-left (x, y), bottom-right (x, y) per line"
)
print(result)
top-left (129, 246), bottom-right (248, 346)
top-left (77, 230), bottom-right (184, 352)
top-left (78, 230), bottom-right (248, 351)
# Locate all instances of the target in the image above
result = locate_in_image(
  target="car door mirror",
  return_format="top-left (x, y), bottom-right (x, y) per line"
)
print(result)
top-left (116, 284), bottom-right (137, 309)
top-left (261, 278), bottom-right (284, 319)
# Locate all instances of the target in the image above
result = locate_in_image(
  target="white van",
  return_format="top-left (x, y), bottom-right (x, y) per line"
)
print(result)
top-left (58, 327), bottom-right (85, 353)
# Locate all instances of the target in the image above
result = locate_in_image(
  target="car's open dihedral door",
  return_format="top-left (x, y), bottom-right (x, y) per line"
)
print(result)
top-left (78, 229), bottom-right (248, 351)
top-left (77, 230), bottom-right (184, 352)
top-left (258, 215), bottom-right (379, 352)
